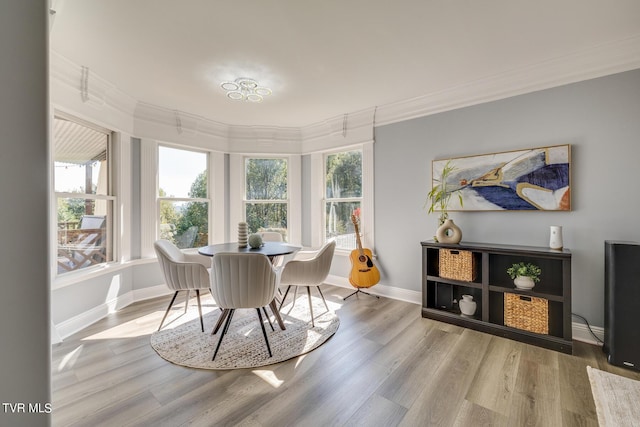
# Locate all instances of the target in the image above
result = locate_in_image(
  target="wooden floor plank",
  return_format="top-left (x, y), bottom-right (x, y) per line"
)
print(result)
top-left (465, 336), bottom-right (521, 416)
top-left (51, 285), bottom-right (640, 426)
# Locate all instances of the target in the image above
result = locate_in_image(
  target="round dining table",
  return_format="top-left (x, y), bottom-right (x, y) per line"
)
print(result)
top-left (198, 241), bottom-right (301, 330)
top-left (197, 241), bottom-right (301, 258)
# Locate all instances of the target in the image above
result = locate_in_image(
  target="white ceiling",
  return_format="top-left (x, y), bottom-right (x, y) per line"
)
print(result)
top-left (49, 0), bottom-right (640, 129)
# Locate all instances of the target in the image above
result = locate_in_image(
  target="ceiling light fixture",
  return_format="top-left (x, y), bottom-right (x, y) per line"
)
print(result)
top-left (220, 77), bottom-right (272, 102)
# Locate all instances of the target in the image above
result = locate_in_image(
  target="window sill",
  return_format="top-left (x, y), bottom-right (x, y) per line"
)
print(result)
top-left (51, 258), bottom-right (157, 290)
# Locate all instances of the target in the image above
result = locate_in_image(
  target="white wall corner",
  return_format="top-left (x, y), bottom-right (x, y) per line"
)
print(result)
top-left (572, 320), bottom-right (605, 346)
top-left (139, 139), bottom-right (158, 258)
top-left (301, 107), bottom-right (376, 154)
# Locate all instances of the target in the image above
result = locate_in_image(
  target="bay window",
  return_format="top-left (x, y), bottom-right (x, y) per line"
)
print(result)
top-left (158, 146), bottom-right (209, 249)
top-left (54, 115), bottom-right (114, 274)
top-left (244, 157), bottom-right (288, 241)
top-left (325, 150), bottom-right (362, 250)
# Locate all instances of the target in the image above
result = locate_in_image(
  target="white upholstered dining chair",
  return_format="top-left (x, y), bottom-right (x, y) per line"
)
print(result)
top-left (279, 240), bottom-right (336, 327)
top-left (154, 239), bottom-right (211, 332)
top-left (259, 231), bottom-right (283, 242)
top-left (209, 252), bottom-right (280, 360)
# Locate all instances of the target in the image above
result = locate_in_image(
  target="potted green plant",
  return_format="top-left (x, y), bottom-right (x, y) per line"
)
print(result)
top-left (426, 160), bottom-right (464, 243)
top-left (507, 262), bottom-right (541, 290)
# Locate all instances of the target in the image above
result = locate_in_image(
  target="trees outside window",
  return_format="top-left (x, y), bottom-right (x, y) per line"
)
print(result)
top-left (325, 150), bottom-right (362, 250)
top-left (54, 115), bottom-right (114, 274)
top-left (158, 146), bottom-right (209, 248)
top-left (245, 158), bottom-right (288, 241)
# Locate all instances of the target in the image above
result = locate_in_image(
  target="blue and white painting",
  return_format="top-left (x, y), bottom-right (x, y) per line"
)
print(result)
top-left (432, 145), bottom-right (571, 211)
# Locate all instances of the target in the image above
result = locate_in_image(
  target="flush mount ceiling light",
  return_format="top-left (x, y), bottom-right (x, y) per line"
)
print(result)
top-left (220, 77), bottom-right (272, 102)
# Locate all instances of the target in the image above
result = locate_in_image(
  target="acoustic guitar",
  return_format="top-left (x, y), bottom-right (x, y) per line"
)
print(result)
top-left (348, 213), bottom-right (380, 289)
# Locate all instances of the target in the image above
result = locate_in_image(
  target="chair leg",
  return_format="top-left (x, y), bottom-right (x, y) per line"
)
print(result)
top-left (256, 308), bottom-right (272, 357)
top-left (284, 286), bottom-right (298, 314)
top-left (306, 286), bottom-right (315, 328)
top-left (184, 290), bottom-right (190, 313)
top-left (263, 307), bottom-right (275, 331)
top-left (158, 291), bottom-right (179, 331)
top-left (269, 299), bottom-right (286, 330)
top-left (279, 285), bottom-right (292, 310)
top-left (212, 308), bottom-right (230, 335)
top-left (316, 286), bottom-right (330, 311)
top-left (212, 309), bottom-right (235, 361)
top-left (195, 290), bottom-right (204, 332)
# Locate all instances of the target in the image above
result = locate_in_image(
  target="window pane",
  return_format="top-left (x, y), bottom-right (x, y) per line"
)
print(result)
top-left (246, 158), bottom-right (287, 200)
top-left (245, 202), bottom-right (287, 239)
top-left (159, 146), bottom-right (208, 198)
top-left (54, 117), bottom-right (108, 194)
top-left (326, 151), bottom-right (362, 199)
top-left (160, 200), bottom-right (209, 248)
top-left (57, 198), bottom-right (112, 273)
top-left (326, 201), bottom-right (360, 250)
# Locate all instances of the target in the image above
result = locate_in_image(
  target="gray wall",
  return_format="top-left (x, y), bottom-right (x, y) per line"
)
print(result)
top-left (0, 1), bottom-right (50, 426)
top-left (374, 68), bottom-right (640, 328)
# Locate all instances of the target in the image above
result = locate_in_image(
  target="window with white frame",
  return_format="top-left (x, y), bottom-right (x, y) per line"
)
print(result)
top-left (54, 115), bottom-right (114, 274)
top-left (158, 146), bottom-right (209, 249)
top-left (244, 157), bottom-right (288, 241)
top-left (325, 149), bottom-right (362, 250)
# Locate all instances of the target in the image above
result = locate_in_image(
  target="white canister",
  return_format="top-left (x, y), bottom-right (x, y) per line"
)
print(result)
top-left (549, 225), bottom-right (563, 250)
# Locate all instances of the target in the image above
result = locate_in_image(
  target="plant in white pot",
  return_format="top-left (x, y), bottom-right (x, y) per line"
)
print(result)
top-left (507, 262), bottom-right (541, 290)
top-left (426, 160), bottom-right (464, 243)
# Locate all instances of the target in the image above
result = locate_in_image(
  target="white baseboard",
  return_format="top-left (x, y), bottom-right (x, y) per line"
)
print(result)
top-left (325, 275), bottom-right (422, 304)
top-left (53, 284), bottom-right (169, 342)
top-left (571, 321), bottom-right (605, 346)
top-left (54, 277), bottom-right (604, 348)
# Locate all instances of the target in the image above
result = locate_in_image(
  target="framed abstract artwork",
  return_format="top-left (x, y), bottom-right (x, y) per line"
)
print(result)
top-left (432, 144), bottom-right (571, 211)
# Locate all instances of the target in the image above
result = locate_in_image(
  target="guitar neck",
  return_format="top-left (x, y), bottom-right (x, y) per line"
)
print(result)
top-left (353, 221), bottom-right (365, 255)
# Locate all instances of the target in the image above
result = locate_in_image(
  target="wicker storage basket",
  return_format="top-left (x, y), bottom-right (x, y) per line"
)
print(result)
top-left (504, 293), bottom-right (549, 334)
top-left (439, 249), bottom-right (477, 281)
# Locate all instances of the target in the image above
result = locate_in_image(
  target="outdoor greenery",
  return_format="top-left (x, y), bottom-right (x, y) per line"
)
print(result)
top-left (58, 152), bottom-right (362, 249)
top-left (245, 158), bottom-right (288, 235)
top-left (58, 197), bottom-right (90, 225)
top-left (160, 170), bottom-right (209, 248)
top-left (507, 262), bottom-right (542, 282)
top-left (325, 151), bottom-right (362, 240)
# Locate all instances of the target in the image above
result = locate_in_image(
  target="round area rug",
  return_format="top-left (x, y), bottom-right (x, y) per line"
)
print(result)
top-left (150, 297), bottom-right (339, 370)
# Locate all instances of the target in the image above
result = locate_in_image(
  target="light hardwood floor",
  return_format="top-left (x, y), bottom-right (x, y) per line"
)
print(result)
top-left (52, 285), bottom-right (640, 426)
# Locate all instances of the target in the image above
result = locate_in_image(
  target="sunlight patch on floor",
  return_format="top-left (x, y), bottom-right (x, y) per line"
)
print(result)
top-left (56, 345), bottom-right (84, 372)
top-left (252, 369), bottom-right (284, 388)
top-left (82, 303), bottom-right (217, 340)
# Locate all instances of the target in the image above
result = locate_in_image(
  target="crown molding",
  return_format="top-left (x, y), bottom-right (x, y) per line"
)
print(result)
top-left (51, 35), bottom-right (640, 150)
top-left (375, 35), bottom-right (640, 127)
top-left (50, 51), bottom-right (137, 133)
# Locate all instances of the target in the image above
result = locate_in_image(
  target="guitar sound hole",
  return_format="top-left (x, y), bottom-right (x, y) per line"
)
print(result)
top-left (358, 255), bottom-right (368, 263)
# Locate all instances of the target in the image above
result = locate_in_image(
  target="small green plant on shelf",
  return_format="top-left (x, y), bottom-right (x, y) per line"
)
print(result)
top-left (507, 262), bottom-right (542, 282)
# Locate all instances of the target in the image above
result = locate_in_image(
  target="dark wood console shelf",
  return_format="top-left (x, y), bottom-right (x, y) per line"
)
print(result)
top-left (421, 240), bottom-right (572, 354)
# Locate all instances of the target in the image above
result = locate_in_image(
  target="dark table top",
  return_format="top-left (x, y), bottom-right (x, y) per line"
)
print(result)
top-left (198, 241), bottom-right (301, 257)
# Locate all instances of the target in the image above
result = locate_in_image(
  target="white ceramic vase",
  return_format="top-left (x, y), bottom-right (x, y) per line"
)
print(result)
top-left (514, 276), bottom-right (535, 290)
top-left (459, 294), bottom-right (477, 316)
